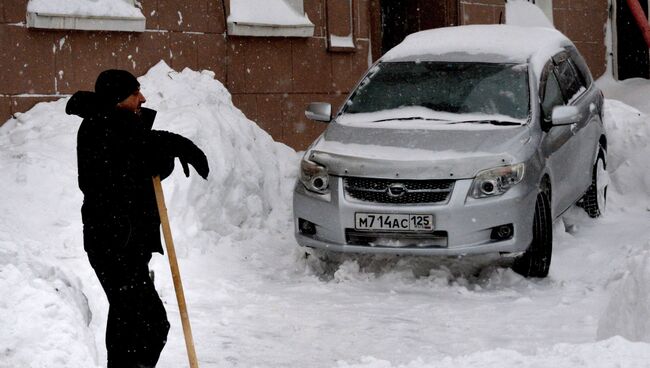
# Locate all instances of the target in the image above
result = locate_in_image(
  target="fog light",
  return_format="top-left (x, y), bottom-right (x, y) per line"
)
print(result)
top-left (299, 218), bottom-right (316, 236)
top-left (490, 224), bottom-right (513, 241)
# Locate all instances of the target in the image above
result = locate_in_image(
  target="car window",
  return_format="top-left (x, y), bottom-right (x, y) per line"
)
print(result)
top-left (567, 48), bottom-right (593, 88)
top-left (555, 59), bottom-right (584, 103)
top-left (343, 61), bottom-right (530, 121)
top-left (541, 71), bottom-right (563, 122)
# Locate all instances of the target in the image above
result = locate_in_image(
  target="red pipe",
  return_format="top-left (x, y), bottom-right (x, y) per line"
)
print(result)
top-left (627, 0), bottom-right (650, 48)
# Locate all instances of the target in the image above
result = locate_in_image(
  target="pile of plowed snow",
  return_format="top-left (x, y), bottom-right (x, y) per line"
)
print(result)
top-left (0, 61), bottom-right (298, 367)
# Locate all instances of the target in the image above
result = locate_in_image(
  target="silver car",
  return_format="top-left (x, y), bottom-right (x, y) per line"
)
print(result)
top-left (293, 25), bottom-right (607, 278)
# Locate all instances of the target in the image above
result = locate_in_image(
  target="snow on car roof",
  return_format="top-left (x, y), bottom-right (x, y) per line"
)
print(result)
top-left (382, 25), bottom-right (573, 78)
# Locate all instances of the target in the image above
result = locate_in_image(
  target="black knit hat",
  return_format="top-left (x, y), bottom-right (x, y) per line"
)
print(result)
top-left (94, 69), bottom-right (140, 105)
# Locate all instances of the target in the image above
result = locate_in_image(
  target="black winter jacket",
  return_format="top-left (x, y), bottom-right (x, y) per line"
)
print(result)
top-left (68, 92), bottom-right (175, 255)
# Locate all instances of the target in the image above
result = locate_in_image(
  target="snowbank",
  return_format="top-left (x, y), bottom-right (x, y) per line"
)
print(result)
top-left (594, 86), bottom-right (650, 344)
top-left (136, 62), bottom-right (298, 253)
top-left (334, 337), bottom-right (650, 368)
top-left (0, 61), bottom-right (298, 367)
top-left (600, 99), bottom-right (650, 206)
top-left (597, 246), bottom-right (650, 343)
top-left (0, 253), bottom-right (97, 367)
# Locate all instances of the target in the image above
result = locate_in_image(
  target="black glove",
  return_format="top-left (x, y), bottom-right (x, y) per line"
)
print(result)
top-left (151, 130), bottom-right (209, 180)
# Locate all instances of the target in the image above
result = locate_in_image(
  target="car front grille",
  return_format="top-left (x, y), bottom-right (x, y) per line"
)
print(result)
top-left (343, 177), bottom-right (455, 204)
top-left (345, 229), bottom-right (448, 248)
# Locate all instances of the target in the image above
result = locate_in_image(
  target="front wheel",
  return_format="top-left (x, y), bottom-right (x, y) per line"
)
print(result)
top-left (580, 152), bottom-right (608, 218)
top-left (512, 192), bottom-right (553, 278)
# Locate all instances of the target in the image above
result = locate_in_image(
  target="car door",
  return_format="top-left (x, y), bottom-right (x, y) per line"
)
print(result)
top-left (539, 57), bottom-right (579, 216)
top-left (553, 52), bottom-right (599, 203)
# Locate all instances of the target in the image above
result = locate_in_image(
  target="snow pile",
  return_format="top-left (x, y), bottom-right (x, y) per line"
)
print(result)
top-left (593, 83), bottom-right (650, 344)
top-left (0, 61), bottom-right (298, 367)
top-left (27, 0), bottom-right (144, 19)
top-left (599, 99), bottom-right (650, 205)
top-left (598, 74), bottom-right (650, 115)
top-left (136, 62), bottom-right (298, 251)
top-left (334, 337), bottom-right (650, 368)
top-left (505, 0), bottom-right (554, 28)
top-left (0, 253), bottom-right (97, 367)
top-left (598, 246), bottom-right (650, 343)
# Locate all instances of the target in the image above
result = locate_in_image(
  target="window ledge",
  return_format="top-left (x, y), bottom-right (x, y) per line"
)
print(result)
top-left (26, 12), bottom-right (145, 32)
top-left (227, 21), bottom-right (314, 37)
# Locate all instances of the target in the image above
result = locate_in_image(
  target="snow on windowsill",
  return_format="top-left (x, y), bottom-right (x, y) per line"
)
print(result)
top-left (26, 0), bottom-right (145, 32)
top-left (329, 34), bottom-right (355, 51)
top-left (227, 0), bottom-right (314, 37)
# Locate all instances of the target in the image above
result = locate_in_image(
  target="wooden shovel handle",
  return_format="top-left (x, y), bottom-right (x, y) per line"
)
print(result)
top-left (152, 176), bottom-right (199, 368)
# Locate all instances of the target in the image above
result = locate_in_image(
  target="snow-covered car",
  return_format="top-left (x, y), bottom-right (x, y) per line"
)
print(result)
top-left (293, 25), bottom-right (607, 278)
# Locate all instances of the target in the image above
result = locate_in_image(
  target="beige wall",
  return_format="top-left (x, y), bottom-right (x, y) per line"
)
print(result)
top-left (0, 0), bottom-right (372, 150)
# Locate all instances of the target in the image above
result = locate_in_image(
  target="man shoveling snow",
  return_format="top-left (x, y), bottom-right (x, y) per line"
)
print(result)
top-left (66, 69), bottom-right (209, 368)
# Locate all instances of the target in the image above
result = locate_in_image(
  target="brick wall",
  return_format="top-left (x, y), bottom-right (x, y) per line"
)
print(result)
top-left (0, 0), bottom-right (372, 150)
top-left (460, 0), bottom-right (608, 78)
top-left (553, 0), bottom-right (608, 77)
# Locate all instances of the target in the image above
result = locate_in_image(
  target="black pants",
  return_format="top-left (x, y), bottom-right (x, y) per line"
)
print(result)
top-left (87, 248), bottom-right (170, 368)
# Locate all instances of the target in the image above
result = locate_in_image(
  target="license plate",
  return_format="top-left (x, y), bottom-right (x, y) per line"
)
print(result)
top-left (354, 213), bottom-right (434, 232)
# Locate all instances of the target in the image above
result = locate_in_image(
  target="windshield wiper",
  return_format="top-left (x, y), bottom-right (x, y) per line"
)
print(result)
top-left (447, 120), bottom-right (523, 126)
top-left (372, 117), bottom-right (447, 123)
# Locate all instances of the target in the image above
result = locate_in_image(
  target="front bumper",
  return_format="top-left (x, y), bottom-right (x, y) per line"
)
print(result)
top-left (293, 176), bottom-right (537, 256)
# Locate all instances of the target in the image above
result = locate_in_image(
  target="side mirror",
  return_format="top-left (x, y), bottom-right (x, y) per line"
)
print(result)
top-left (305, 102), bottom-right (332, 122)
top-left (551, 105), bottom-right (582, 126)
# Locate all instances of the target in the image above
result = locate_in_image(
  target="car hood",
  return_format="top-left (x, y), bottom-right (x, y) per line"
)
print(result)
top-left (308, 122), bottom-right (533, 179)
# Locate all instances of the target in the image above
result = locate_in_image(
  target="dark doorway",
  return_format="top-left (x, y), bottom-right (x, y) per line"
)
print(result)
top-left (379, 0), bottom-right (458, 55)
top-left (616, 0), bottom-right (650, 79)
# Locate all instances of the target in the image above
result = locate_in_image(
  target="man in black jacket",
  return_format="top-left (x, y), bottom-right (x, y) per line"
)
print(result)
top-left (66, 69), bottom-right (209, 368)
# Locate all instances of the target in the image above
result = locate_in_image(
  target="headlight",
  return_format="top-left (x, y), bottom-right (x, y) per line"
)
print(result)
top-left (300, 159), bottom-right (329, 194)
top-left (470, 163), bottom-right (525, 198)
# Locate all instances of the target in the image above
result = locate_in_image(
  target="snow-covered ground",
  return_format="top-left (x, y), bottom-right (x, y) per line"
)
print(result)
top-left (2, 60), bottom-right (650, 368)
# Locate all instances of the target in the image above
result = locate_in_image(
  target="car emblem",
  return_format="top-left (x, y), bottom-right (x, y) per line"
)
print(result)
top-left (387, 183), bottom-right (407, 197)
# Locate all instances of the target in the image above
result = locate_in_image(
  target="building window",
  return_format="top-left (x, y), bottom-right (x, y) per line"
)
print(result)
top-left (26, 0), bottom-right (146, 32)
top-left (227, 0), bottom-right (315, 37)
top-left (327, 0), bottom-right (355, 51)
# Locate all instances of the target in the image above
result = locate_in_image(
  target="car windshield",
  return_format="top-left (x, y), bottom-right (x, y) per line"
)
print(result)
top-left (342, 61), bottom-right (530, 123)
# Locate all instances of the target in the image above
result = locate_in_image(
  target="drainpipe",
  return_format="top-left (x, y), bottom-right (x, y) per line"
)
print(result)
top-left (626, 0), bottom-right (650, 48)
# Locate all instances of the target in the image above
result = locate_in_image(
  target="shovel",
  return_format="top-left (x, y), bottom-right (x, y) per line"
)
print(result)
top-left (152, 176), bottom-right (199, 368)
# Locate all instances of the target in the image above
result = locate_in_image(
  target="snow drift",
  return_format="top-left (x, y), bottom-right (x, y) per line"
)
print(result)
top-left (3, 60), bottom-right (650, 367)
top-left (0, 61), bottom-right (298, 367)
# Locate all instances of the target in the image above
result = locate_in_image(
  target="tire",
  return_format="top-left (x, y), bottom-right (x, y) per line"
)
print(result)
top-left (513, 192), bottom-right (553, 278)
top-left (580, 151), bottom-right (607, 218)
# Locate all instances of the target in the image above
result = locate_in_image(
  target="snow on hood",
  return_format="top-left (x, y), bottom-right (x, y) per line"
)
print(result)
top-left (381, 25), bottom-right (571, 80)
top-left (308, 121), bottom-right (530, 179)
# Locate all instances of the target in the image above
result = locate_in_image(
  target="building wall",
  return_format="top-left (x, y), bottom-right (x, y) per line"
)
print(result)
top-left (553, 0), bottom-right (608, 77)
top-left (460, 0), bottom-right (608, 77)
top-left (0, 0), bottom-right (372, 150)
top-left (0, 0), bottom-right (609, 150)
